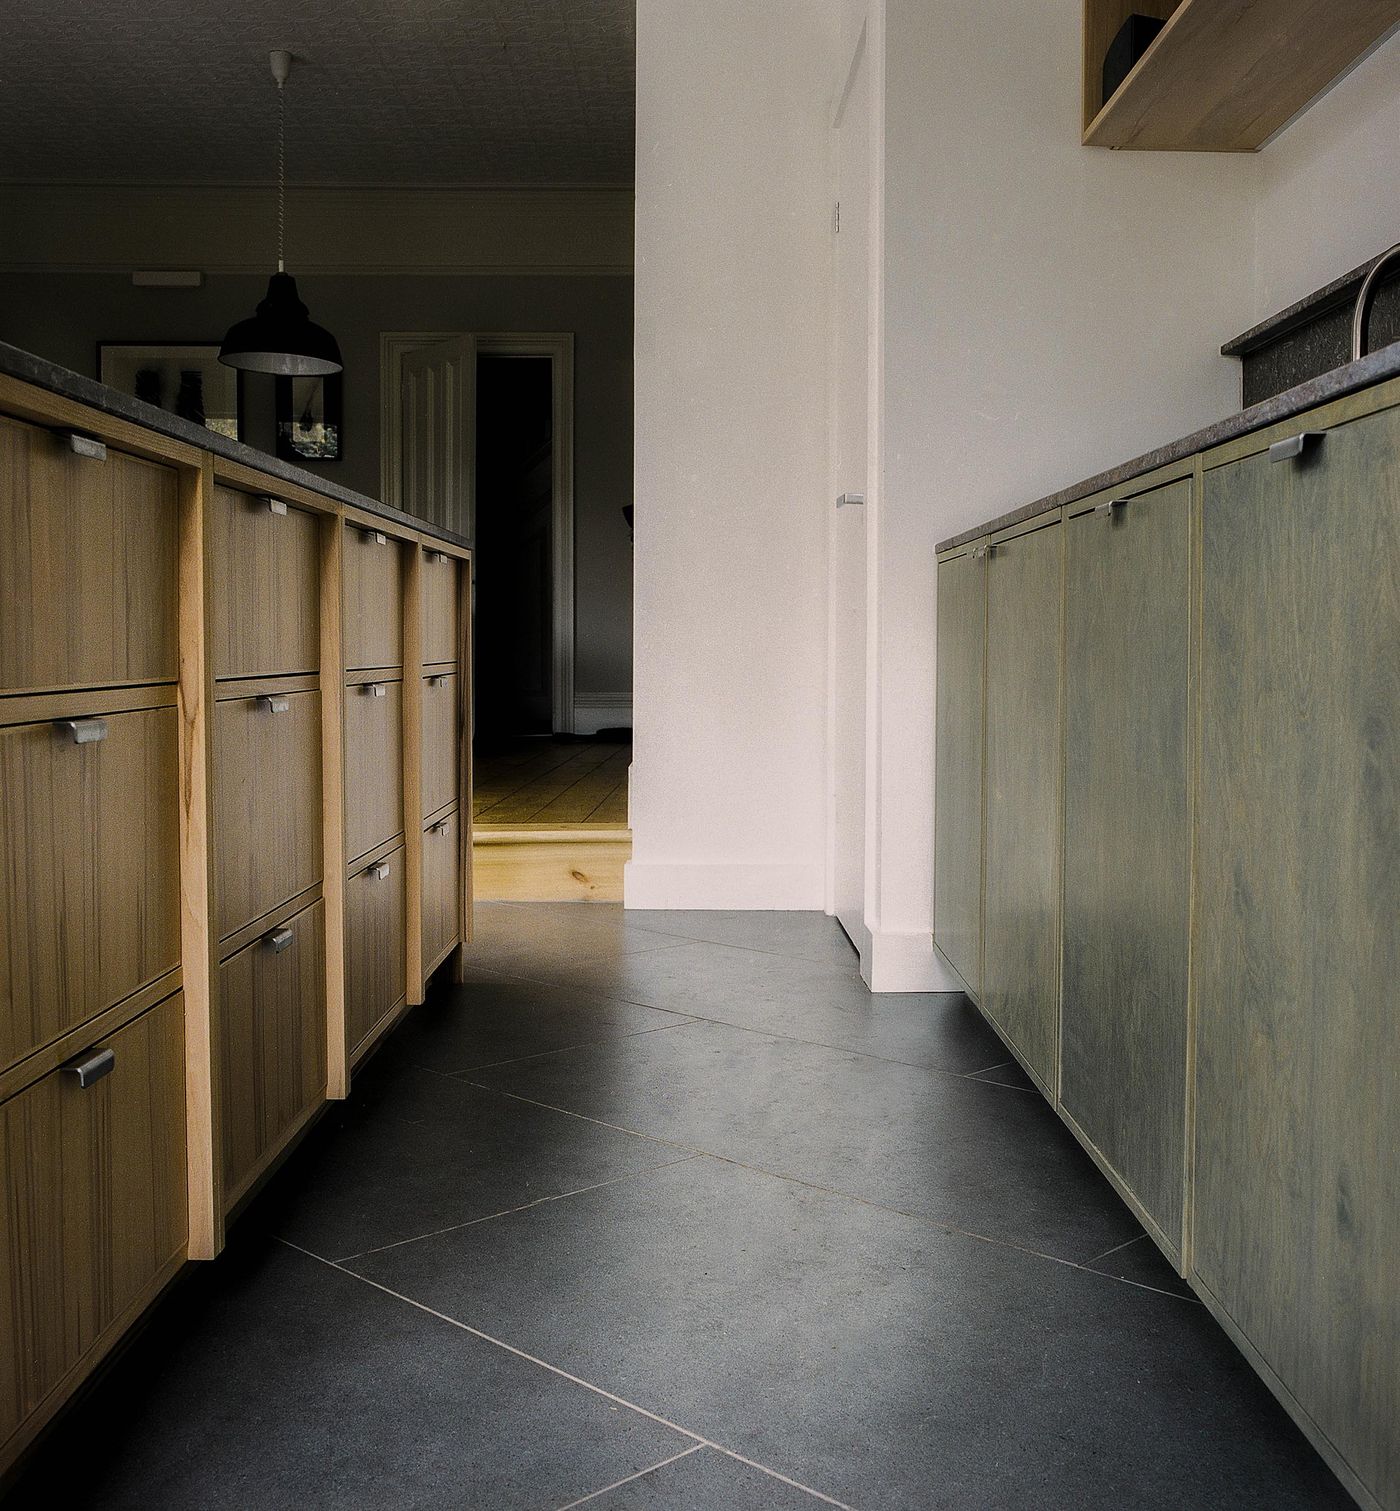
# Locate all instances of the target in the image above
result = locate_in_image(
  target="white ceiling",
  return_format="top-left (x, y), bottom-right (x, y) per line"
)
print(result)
top-left (1, 0), bottom-right (634, 186)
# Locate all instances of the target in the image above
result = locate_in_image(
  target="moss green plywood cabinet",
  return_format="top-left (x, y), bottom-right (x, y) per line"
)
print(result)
top-left (1195, 404), bottom-right (1400, 1510)
top-left (933, 546), bottom-right (985, 995)
top-left (982, 520), bottom-right (1062, 1090)
top-left (1061, 479), bottom-right (1191, 1257)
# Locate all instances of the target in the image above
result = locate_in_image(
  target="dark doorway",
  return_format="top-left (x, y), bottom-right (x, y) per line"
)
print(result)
top-left (474, 354), bottom-right (554, 742)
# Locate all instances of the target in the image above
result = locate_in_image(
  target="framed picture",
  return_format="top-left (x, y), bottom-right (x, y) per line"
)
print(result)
top-left (98, 342), bottom-right (242, 440)
top-left (276, 372), bottom-right (342, 462)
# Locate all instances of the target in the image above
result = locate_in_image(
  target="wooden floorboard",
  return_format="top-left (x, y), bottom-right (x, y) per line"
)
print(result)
top-left (473, 737), bottom-right (630, 828)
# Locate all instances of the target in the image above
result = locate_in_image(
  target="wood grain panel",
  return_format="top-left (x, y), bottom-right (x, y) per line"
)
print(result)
top-left (213, 689), bottom-right (322, 938)
top-left (0, 413), bottom-right (178, 694)
top-left (210, 485), bottom-right (320, 679)
top-left (422, 811), bottom-right (460, 972)
top-left (218, 899), bottom-right (326, 1206)
top-left (0, 707), bottom-right (180, 1073)
top-left (342, 524), bottom-right (403, 671)
top-left (420, 672), bottom-right (460, 821)
top-left (982, 521), bottom-right (1062, 1091)
top-left (1061, 481), bottom-right (1191, 1252)
top-left (0, 992), bottom-right (186, 1450)
top-left (318, 514), bottom-right (348, 1100)
top-left (1195, 405), bottom-right (1400, 1509)
top-left (421, 551), bottom-right (458, 666)
top-left (933, 548), bottom-right (985, 995)
top-left (344, 677), bottom-right (404, 864)
top-left (345, 846), bottom-right (406, 1059)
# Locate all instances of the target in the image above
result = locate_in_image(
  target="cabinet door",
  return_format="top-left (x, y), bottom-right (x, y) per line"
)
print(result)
top-left (0, 415), bottom-right (178, 695)
top-left (422, 810), bottom-right (461, 973)
top-left (1062, 482), bottom-right (1190, 1251)
top-left (1196, 406), bottom-right (1400, 1508)
top-left (0, 992), bottom-right (187, 1448)
top-left (0, 707), bottom-right (180, 1073)
top-left (344, 678), bottom-right (404, 864)
top-left (345, 848), bottom-right (406, 1058)
top-left (219, 900), bottom-right (327, 1206)
top-left (211, 485), bottom-right (321, 679)
top-left (343, 525), bottom-right (403, 671)
top-left (421, 672), bottom-right (460, 820)
top-left (421, 551), bottom-right (459, 666)
top-left (983, 521), bottom-right (1061, 1088)
top-left (214, 689), bottom-right (322, 937)
top-left (933, 548), bottom-right (985, 994)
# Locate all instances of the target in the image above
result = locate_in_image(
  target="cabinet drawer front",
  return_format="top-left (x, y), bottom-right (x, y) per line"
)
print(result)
top-left (983, 522), bottom-right (1062, 1090)
top-left (211, 485), bottom-right (321, 679)
top-left (214, 689), bottom-right (322, 938)
top-left (343, 524), bottom-right (403, 671)
top-left (0, 991), bottom-right (187, 1445)
top-left (219, 899), bottom-right (326, 1204)
top-left (422, 811), bottom-right (461, 972)
top-left (0, 413), bottom-right (178, 694)
top-left (421, 672), bottom-right (460, 819)
top-left (0, 707), bottom-right (180, 1073)
top-left (345, 847), bottom-right (405, 1056)
top-left (1062, 480), bottom-right (1190, 1250)
top-left (421, 552), bottom-right (459, 666)
top-left (345, 678), bottom-right (404, 864)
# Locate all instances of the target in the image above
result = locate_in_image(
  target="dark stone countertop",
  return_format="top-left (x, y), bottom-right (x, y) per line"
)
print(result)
top-left (936, 340), bottom-right (1400, 555)
top-left (0, 339), bottom-right (471, 552)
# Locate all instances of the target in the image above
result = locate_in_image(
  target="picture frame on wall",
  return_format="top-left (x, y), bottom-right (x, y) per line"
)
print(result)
top-left (275, 372), bottom-right (343, 462)
top-left (97, 342), bottom-right (242, 440)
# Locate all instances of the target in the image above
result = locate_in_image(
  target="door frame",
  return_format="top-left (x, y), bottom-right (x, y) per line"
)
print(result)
top-left (380, 331), bottom-right (576, 733)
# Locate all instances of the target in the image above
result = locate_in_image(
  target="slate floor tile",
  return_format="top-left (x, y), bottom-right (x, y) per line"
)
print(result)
top-left (348, 1157), bottom-right (1348, 1511)
top-left (623, 909), bottom-right (863, 972)
top-left (570, 1446), bottom-right (832, 1508)
top-left (1081, 1234), bottom-right (1197, 1300)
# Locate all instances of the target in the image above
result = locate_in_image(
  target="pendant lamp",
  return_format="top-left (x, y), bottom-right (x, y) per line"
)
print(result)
top-left (220, 51), bottom-right (342, 376)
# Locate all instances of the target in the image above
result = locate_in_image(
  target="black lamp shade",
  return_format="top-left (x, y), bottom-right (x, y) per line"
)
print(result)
top-left (219, 272), bottom-right (342, 375)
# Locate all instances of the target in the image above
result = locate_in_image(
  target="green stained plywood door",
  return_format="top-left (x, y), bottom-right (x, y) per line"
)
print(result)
top-left (1196, 403), bottom-right (1400, 1509)
top-left (1061, 480), bottom-right (1191, 1255)
top-left (933, 548), bottom-right (985, 994)
top-left (983, 520), bottom-right (1062, 1089)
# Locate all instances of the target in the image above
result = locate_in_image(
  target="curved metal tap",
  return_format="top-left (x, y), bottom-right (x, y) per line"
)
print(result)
top-left (1351, 242), bottom-right (1400, 362)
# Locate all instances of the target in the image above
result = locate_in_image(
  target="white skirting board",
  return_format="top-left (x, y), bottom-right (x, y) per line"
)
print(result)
top-left (862, 929), bottom-right (966, 994)
top-left (623, 860), bottom-right (824, 910)
top-left (573, 698), bottom-right (632, 735)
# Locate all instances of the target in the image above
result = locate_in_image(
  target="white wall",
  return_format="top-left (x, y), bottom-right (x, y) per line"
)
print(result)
top-left (1251, 31), bottom-right (1400, 320)
top-left (627, 0), bottom-right (839, 909)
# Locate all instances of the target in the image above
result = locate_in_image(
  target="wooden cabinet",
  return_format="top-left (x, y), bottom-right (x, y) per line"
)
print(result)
top-left (343, 523), bottom-right (403, 671)
top-left (0, 414), bottom-right (178, 695)
top-left (422, 810), bottom-right (461, 973)
top-left (219, 899), bottom-right (326, 1207)
top-left (0, 992), bottom-right (187, 1449)
top-left (1061, 479), bottom-right (1191, 1254)
top-left (1195, 404), bottom-right (1400, 1510)
top-left (344, 676), bottom-right (404, 864)
top-left (422, 550), bottom-right (459, 666)
top-left (933, 544), bottom-right (985, 995)
top-left (0, 703), bottom-right (180, 1074)
top-left (210, 485), bottom-right (321, 679)
top-left (420, 672), bottom-right (460, 820)
top-left (982, 519), bottom-right (1062, 1091)
top-left (214, 687), bottom-right (322, 937)
top-left (345, 846), bottom-right (406, 1060)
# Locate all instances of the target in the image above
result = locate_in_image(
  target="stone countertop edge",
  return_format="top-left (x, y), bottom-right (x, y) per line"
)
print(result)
top-left (0, 339), bottom-right (471, 553)
top-left (935, 342), bottom-right (1400, 556)
top-left (1220, 247), bottom-right (1400, 357)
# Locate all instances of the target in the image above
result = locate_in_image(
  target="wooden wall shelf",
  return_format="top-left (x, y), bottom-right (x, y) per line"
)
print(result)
top-left (1083, 0), bottom-right (1400, 151)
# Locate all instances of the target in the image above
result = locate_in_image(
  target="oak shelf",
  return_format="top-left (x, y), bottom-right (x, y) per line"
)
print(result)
top-left (1082, 0), bottom-right (1400, 152)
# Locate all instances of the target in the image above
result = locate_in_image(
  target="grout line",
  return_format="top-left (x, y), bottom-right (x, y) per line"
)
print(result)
top-left (278, 1239), bottom-right (856, 1508)
top-left (552, 1445), bottom-right (705, 1509)
top-left (1080, 1233), bottom-right (1147, 1267)
top-left (712, 1446), bottom-right (855, 1507)
top-left (962, 1058), bottom-right (1012, 1077)
top-left (418, 1015), bottom-right (700, 1077)
top-left (330, 1156), bottom-right (703, 1263)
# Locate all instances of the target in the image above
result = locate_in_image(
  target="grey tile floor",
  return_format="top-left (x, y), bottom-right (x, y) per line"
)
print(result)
top-left (12, 904), bottom-right (1351, 1510)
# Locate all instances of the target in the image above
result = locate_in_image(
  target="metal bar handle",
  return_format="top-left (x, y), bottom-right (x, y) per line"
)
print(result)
top-left (62, 1046), bottom-right (116, 1088)
top-left (427, 673), bottom-right (448, 687)
top-left (430, 818), bottom-right (451, 835)
top-left (1269, 432), bottom-right (1324, 463)
top-left (363, 682), bottom-right (387, 699)
top-left (64, 433), bottom-right (107, 462)
top-left (257, 694), bottom-right (291, 714)
top-left (1094, 499), bottom-right (1125, 518)
top-left (970, 543), bottom-right (989, 560)
top-left (263, 925), bottom-right (295, 954)
top-left (263, 496), bottom-right (288, 516)
top-left (367, 860), bottom-right (391, 880)
top-left (364, 528), bottom-right (389, 545)
top-left (55, 717), bottom-right (108, 745)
